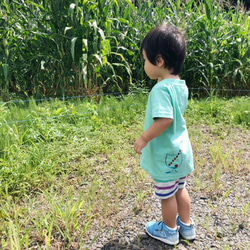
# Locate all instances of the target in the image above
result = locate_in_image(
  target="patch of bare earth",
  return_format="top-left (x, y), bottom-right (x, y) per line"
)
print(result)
top-left (86, 126), bottom-right (250, 250)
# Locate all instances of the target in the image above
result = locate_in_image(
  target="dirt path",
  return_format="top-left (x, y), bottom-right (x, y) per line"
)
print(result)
top-left (86, 126), bottom-right (250, 249)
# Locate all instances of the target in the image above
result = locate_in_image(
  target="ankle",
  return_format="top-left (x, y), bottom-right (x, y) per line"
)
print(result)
top-left (163, 219), bottom-right (177, 229)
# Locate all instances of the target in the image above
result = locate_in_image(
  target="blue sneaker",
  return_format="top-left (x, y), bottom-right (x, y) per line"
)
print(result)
top-left (145, 221), bottom-right (179, 245)
top-left (176, 216), bottom-right (196, 240)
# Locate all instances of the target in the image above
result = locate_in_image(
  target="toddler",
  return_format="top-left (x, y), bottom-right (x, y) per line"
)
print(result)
top-left (134, 23), bottom-right (195, 246)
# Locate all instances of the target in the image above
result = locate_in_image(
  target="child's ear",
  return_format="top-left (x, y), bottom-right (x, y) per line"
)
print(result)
top-left (156, 55), bottom-right (164, 67)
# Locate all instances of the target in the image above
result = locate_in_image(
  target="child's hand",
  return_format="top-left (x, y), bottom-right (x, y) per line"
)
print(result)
top-left (134, 136), bottom-right (148, 155)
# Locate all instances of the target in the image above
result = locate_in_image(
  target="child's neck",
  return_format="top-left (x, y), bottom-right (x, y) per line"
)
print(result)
top-left (158, 74), bottom-right (180, 82)
top-left (157, 67), bottom-right (180, 82)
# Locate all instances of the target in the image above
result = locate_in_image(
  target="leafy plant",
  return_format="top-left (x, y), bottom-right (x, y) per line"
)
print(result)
top-left (0, 0), bottom-right (249, 99)
top-left (182, 0), bottom-right (250, 94)
top-left (0, 0), bottom-right (133, 99)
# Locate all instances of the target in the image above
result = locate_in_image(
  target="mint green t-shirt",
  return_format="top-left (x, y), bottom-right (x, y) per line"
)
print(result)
top-left (140, 79), bottom-right (194, 182)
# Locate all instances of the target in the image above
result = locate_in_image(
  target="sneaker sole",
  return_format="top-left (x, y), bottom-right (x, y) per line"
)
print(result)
top-left (145, 228), bottom-right (179, 246)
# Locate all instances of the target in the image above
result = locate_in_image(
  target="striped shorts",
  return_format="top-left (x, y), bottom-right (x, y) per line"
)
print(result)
top-left (154, 176), bottom-right (186, 199)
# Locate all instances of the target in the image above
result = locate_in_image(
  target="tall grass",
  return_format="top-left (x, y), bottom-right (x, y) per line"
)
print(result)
top-left (0, 94), bottom-right (249, 197)
top-left (0, 0), bottom-right (249, 100)
top-left (0, 94), bottom-right (146, 195)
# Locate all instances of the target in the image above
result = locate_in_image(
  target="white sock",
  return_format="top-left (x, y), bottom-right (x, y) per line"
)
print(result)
top-left (165, 224), bottom-right (177, 231)
top-left (180, 218), bottom-right (192, 226)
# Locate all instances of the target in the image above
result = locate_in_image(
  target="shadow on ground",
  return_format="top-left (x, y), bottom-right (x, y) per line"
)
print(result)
top-left (101, 233), bottom-right (193, 250)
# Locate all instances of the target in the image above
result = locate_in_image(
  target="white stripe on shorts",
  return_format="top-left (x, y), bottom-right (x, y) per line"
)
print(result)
top-left (154, 176), bottom-right (186, 199)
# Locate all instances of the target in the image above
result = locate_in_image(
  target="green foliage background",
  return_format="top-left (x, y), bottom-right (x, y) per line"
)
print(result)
top-left (0, 0), bottom-right (250, 100)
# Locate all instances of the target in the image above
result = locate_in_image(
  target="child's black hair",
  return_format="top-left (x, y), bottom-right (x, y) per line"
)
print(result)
top-left (141, 23), bottom-right (186, 75)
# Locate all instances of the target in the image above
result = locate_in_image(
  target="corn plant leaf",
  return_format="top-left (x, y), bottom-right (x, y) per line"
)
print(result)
top-left (117, 18), bottom-right (129, 24)
top-left (82, 39), bottom-right (88, 52)
top-left (26, 1), bottom-right (45, 11)
top-left (97, 27), bottom-right (106, 43)
top-left (238, 70), bottom-right (246, 83)
top-left (71, 37), bottom-right (78, 61)
top-left (3, 64), bottom-right (9, 80)
top-left (112, 62), bottom-right (132, 83)
top-left (93, 54), bottom-right (102, 66)
top-left (69, 3), bottom-right (76, 20)
top-left (242, 47), bottom-right (250, 64)
top-left (235, 59), bottom-right (243, 66)
top-left (80, 62), bottom-right (87, 88)
top-left (208, 62), bottom-right (214, 69)
top-left (64, 27), bottom-right (72, 35)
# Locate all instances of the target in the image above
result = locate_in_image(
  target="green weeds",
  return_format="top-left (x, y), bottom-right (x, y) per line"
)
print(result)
top-left (186, 96), bottom-right (250, 127)
top-left (0, 94), bottom-right (249, 248)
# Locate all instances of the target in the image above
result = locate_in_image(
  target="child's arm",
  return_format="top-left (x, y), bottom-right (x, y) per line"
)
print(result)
top-left (134, 118), bottom-right (172, 155)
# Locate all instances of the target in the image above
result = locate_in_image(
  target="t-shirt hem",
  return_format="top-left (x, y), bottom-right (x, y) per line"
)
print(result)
top-left (152, 112), bottom-right (173, 119)
top-left (143, 168), bottom-right (194, 183)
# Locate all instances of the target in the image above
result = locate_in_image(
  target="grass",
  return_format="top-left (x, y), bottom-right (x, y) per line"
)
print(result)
top-left (0, 93), bottom-right (249, 249)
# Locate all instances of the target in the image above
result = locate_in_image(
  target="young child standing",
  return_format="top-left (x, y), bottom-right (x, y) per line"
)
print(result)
top-left (134, 23), bottom-right (195, 246)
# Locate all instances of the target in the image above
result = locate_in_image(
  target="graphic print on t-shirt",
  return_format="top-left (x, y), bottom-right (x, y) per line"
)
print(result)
top-left (165, 149), bottom-right (183, 174)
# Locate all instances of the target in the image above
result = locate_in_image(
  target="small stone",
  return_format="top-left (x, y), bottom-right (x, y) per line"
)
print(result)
top-left (178, 245), bottom-right (188, 250)
top-left (200, 196), bottom-right (207, 200)
top-left (131, 244), bottom-right (140, 250)
top-left (140, 234), bottom-right (149, 239)
top-left (210, 244), bottom-right (219, 248)
top-left (207, 233), bottom-right (213, 239)
top-left (216, 231), bottom-right (223, 238)
top-left (124, 236), bottom-right (130, 244)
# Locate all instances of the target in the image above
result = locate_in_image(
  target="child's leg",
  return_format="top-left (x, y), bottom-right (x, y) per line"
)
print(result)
top-left (176, 187), bottom-right (192, 224)
top-left (161, 196), bottom-right (177, 228)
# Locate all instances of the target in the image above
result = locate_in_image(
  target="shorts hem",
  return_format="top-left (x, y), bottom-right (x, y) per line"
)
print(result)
top-left (154, 176), bottom-right (186, 199)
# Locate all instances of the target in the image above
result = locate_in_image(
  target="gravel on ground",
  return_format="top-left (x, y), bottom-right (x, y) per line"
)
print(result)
top-left (84, 127), bottom-right (250, 250)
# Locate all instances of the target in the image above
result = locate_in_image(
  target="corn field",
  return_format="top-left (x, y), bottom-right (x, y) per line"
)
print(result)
top-left (0, 0), bottom-right (250, 100)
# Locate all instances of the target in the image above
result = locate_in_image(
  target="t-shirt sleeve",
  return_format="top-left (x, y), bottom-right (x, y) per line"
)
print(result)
top-left (150, 86), bottom-right (173, 119)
